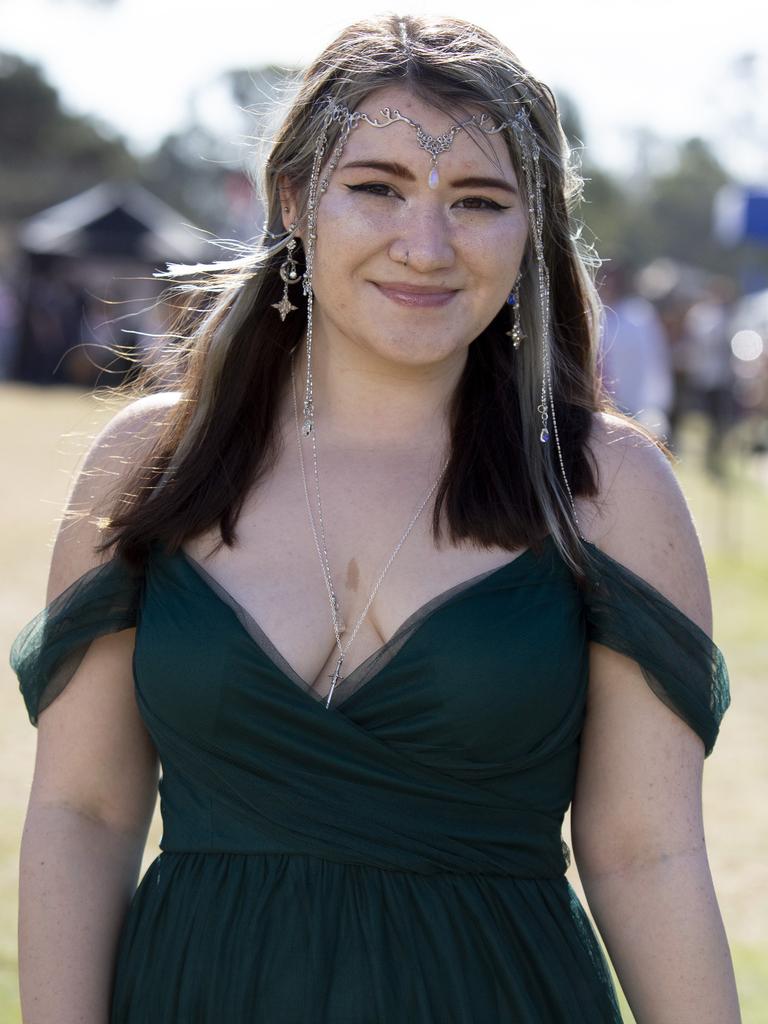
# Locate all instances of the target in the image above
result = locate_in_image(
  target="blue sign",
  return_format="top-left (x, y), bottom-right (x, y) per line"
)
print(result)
top-left (745, 191), bottom-right (768, 240)
top-left (714, 185), bottom-right (768, 245)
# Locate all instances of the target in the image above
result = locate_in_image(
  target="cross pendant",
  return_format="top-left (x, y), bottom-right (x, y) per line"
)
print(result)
top-left (325, 654), bottom-right (344, 709)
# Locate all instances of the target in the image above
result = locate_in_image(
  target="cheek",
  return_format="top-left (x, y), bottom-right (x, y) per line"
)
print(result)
top-left (310, 218), bottom-right (365, 302)
top-left (312, 195), bottom-right (400, 303)
top-left (458, 215), bottom-right (528, 284)
top-left (483, 209), bottom-right (528, 256)
top-left (314, 191), bottom-right (396, 249)
top-left (310, 199), bottom-right (373, 310)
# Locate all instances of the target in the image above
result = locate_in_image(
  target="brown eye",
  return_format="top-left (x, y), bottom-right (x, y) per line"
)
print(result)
top-left (345, 183), bottom-right (401, 199)
top-left (456, 197), bottom-right (508, 211)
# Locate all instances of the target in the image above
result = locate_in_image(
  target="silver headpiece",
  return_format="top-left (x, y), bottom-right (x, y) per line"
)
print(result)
top-left (297, 97), bottom-right (580, 531)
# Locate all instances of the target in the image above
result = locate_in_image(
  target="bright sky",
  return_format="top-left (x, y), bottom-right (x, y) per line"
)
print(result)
top-left (4, 0), bottom-right (768, 181)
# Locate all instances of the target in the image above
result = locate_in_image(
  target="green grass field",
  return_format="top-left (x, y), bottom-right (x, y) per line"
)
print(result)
top-left (1, 384), bottom-right (766, 1022)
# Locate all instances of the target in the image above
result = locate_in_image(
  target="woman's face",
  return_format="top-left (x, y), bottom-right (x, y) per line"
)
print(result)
top-left (294, 85), bottom-right (529, 368)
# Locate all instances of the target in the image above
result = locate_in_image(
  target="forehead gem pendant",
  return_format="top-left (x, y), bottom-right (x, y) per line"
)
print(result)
top-left (318, 99), bottom-right (535, 198)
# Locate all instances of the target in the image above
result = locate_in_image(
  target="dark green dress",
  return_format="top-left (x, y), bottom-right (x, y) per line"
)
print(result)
top-left (10, 535), bottom-right (730, 1023)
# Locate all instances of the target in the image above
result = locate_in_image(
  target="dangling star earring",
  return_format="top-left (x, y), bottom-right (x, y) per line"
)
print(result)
top-left (272, 224), bottom-right (301, 321)
top-left (506, 274), bottom-right (525, 349)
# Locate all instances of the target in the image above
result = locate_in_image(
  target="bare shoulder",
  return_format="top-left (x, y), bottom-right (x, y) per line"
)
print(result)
top-left (91, 389), bottom-right (184, 455)
top-left (575, 411), bottom-right (712, 634)
top-left (47, 390), bottom-right (184, 602)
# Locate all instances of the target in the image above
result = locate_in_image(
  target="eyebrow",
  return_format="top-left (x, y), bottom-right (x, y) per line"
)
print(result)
top-left (338, 159), bottom-right (518, 194)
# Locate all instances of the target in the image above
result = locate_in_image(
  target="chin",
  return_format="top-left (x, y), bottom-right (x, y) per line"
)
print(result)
top-left (366, 333), bottom-right (467, 366)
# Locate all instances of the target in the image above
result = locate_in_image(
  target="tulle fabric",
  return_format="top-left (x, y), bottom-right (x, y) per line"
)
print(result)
top-left (11, 538), bottom-right (730, 755)
top-left (111, 852), bottom-right (620, 1024)
top-left (580, 540), bottom-right (730, 756)
top-left (10, 556), bottom-right (144, 726)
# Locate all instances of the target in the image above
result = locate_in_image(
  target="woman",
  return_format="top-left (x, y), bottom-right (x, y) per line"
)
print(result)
top-left (12, 14), bottom-right (739, 1023)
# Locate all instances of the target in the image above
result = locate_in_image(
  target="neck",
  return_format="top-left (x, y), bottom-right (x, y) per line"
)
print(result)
top-left (285, 328), bottom-right (466, 453)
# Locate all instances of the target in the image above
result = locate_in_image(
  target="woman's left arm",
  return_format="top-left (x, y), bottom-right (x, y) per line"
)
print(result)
top-left (571, 414), bottom-right (741, 1024)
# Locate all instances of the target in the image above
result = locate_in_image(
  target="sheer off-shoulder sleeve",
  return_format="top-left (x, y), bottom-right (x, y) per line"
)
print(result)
top-left (580, 540), bottom-right (731, 757)
top-left (9, 556), bottom-right (144, 727)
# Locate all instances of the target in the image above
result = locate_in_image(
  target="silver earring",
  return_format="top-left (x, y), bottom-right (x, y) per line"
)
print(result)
top-left (506, 275), bottom-right (525, 349)
top-left (272, 225), bottom-right (301, 321)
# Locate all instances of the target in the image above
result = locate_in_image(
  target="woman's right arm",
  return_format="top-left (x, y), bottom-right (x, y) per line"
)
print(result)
top-left (18, 393), bottom-right (178, 1024)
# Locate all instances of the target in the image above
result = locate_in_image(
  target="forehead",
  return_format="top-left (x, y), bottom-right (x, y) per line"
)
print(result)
top-left (343, 84), bottom-right (515, 176)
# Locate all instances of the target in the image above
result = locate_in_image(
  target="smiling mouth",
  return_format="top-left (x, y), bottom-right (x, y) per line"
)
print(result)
top-left (373, 282), bottom-right (459, 307)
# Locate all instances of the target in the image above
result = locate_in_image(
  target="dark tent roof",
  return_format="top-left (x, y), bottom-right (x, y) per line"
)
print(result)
top-left (18, 181), bottom-right (207, 264)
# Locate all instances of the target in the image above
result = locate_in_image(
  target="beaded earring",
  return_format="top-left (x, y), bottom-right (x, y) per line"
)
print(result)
top-left (506, 275), bottom-right (525, 349)
top-left (272, 224), bottom-right (301, 321)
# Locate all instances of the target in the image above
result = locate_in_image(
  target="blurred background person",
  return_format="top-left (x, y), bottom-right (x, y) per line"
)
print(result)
top-left (598, 262), bottom-right (674, 440)
top-left (678, 278), bottom-right (739, 478)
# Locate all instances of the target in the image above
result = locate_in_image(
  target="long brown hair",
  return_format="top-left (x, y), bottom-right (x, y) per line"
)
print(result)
top-left (96, 14), bottom-right (636, 578)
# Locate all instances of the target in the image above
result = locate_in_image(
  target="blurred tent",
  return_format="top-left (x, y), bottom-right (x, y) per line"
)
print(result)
top-left (17, 181), bottom-right (204, 263)
top-left (11, 181), bottom-right (207, 387)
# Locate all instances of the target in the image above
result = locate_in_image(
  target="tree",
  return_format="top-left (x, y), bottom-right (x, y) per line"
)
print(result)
top-left (0, 52), bottom-right (137, 221)
top-left (641, 138), bottom-right (731, 271)
top-left (138, 126), bottom-right (233, 234)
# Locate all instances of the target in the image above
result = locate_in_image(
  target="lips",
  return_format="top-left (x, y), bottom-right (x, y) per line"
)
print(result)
top-left (373, 282), bottom-right (459, 308)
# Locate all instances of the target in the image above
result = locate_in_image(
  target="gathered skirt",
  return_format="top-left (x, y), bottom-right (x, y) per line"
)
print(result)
top-left (110, 851), bottom-right (622, 1023)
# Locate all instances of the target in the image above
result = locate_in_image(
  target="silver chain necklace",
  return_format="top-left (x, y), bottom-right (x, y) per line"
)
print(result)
top-left (290, 349), bottom-right (450, 708)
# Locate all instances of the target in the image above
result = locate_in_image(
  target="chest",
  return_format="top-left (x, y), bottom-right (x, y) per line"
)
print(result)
top-left (181, 446), bottom-right (530, 697)
top-left (138, 531), bottom-right (586, 784)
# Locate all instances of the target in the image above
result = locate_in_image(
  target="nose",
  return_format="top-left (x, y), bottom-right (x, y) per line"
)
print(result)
top-left (392, 204), bottom-right (455, 272)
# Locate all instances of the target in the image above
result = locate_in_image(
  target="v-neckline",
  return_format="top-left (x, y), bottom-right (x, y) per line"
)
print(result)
top-left (170, 539), bottom-right (551, 709)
